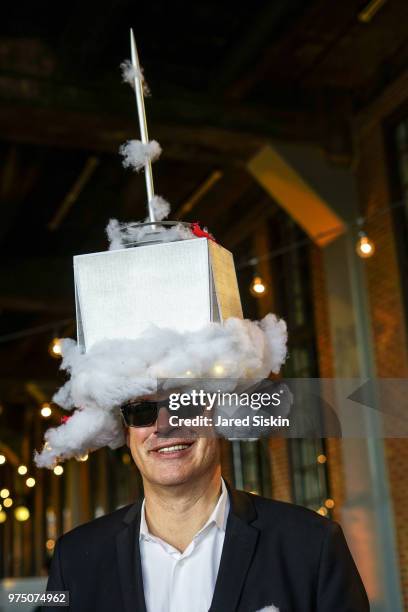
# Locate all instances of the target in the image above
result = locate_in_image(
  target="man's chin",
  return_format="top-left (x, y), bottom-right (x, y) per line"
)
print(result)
top-left (146, 465), bottom-right (197, 487)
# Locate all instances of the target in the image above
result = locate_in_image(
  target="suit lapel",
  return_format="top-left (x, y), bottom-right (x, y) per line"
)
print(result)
top-left (116, 502), bottom-right (147, 612)
top-left (209, 488), bottom-right (259, 612)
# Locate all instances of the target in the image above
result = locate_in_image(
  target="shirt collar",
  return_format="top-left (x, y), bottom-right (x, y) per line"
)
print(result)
top-left (139, 477), bottom-right (229, 541)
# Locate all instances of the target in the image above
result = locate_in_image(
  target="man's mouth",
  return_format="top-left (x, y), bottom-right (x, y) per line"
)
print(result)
top-left (157, 444), bottom-right (190, 453)
top-left (149, 440), bottom-right (195, 458)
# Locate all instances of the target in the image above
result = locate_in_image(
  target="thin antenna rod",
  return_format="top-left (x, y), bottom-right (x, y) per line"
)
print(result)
top-left (130, 28), bottom-right (156, 222)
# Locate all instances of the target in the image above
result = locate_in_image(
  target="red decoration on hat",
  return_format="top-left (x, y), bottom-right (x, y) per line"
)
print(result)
top-left (191, 222), bottom-right (216, 242)
top-left (61, 415), bottom-right (71, 424)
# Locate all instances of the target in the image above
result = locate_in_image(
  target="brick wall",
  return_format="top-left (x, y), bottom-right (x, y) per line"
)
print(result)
top-left (355, 69), bottom-right (408, 608)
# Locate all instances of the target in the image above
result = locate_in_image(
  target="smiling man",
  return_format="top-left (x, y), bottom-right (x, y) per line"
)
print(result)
top-left (41, 224), bottom-right (370, 611)
top-left (35, 36), bottom-right (370, 611)
top-left (46, 392), bottom-right (369, 612)
top-left (42, 221), bottom-right (370, 611)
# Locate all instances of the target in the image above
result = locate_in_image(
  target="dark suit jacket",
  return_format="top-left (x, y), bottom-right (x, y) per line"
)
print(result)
top-left (46, 489), bottom-right (369, 611)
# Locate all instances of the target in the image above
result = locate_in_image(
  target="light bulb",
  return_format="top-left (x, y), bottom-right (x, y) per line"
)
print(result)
top-left (17, 465), bottom-right (28, 475)
top-left (250, 275), bottom-right (267, 297)
top-left (122, 453), bottom-right (131, 465)
top-left (213, 363), bottom-right (225, 376)
top-left (356, 232), bottom-right (375, 258)
top-left (3, 497), bottom-right (13, 508)
top-left (53, 465), bottom-right (64, 476)
top-left (41, 403), bottom-right (52, 418)
top-left (0, 488), bottom-right (10, 499)
top-left (49, 338), bottom-right (62, 359)
top-left (0, 454), bottom-right (6, 465)
top-left (26, 477), bottom-right (36, 488)
top-left (46, 539), bottom-right (55, 551)
top-left (0, 511), bottom-right (6, 523)
top-left (14, 506), bottom-right (30, 522)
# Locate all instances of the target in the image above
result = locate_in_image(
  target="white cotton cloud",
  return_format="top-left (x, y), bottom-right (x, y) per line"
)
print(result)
top-left (34, 314), bottom-right (287, 468)
top-left (34, 407), bottom-right (125, 469)
top-left (259, 314), bottom-right (288, 374)
top-left (105, 218), bottom-right (123, 250)
top-left (106, 213), bottom-right (194, 250)
top-left (120, 59), bottom-right (150, 96)
top-left (150, 195), bottom-right (170, 221)
top-left (119, 140), bottom-right (161, 172)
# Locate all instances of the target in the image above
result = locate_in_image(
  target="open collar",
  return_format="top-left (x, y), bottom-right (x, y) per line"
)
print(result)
top-left (116, 483), bottom-right (259, 612)
top-left (139, 477), bottom-right (229, 544)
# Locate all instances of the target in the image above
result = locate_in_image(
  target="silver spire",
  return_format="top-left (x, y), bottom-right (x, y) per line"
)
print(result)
top-left (130, 28), bottom-right (156, 222)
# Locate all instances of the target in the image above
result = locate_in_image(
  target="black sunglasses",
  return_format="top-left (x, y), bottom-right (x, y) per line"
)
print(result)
top-left (120, 398), bottom-right (207, 428)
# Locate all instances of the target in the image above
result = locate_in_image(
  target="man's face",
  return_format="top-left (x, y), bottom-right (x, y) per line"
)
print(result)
top-left (126, 395), bottom-right (220, 487)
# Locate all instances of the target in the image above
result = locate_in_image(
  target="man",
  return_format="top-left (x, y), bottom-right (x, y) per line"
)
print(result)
top-left (40, 54), bottom-right (367, 607)
top-left (46, 395), bottom-right (369, 612)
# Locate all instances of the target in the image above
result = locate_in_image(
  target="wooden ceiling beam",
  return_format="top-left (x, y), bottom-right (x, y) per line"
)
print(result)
top-left (0, 103), bottom-right (264, 165)
top-left (0, 257), bottom-right (74, 315)
top-left (0, 295), bottom-right (72, 316)
top-left (0, 70), bottom-right (321, 163)
top-left (211, 0), bottom-right (307, 93)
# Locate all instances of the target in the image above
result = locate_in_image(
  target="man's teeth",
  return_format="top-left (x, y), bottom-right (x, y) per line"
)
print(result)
top-left (157, 444), bottom-right (190, 453)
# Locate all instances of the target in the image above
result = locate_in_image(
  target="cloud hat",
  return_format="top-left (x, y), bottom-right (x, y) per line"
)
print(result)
top-left (34, 37), bottom-right (288, 468)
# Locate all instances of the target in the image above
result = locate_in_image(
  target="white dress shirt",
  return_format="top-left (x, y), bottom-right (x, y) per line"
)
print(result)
top-left (139, 479), bottom-right (230, 612)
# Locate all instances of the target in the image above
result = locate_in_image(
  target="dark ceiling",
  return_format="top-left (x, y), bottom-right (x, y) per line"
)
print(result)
top-left (0, 0), bottom-right (407, 406)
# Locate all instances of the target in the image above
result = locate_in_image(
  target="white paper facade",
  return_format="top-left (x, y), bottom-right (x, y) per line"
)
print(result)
top-left (74, 237), bottom-right (243, 352)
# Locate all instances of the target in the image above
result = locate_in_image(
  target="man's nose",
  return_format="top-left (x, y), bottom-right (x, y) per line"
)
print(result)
top-left (155, 405), bottom-right (173, 433)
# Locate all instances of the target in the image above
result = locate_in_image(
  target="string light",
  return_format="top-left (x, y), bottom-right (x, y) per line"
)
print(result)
top-left (17, 465), bottom-right (28, 475)
top-left (213, 363), bottom-right (225, 376)
top-left (0, 488), bottom-right (10, 499)
top-left (40, 403), bottom-right (52, 418)
top-left (77, 454), bottom-right (88, 462)
top-left (0, 454), bottom-right (6, 465)
top-left (26, 477), bottom-right (36, 488)
top-left (122, 453), bottom-right (131, 465)
top-left (0, 511), bottom-right (6, 523)
top-left (46, 539), bottom-right (55, 551)
top-left (14, 506), bottom-right (30, 522)
top-left (317, 454), bottom-right (327, 464)
top-left (53, 466), bottom-right (64, 476)
top-left (325, 498), bottom-right (335, 509)
top-left (356, 231), bottom-right (375, 258)
top-left (317, 506), bottom-right (328, 516)
top-left (250, 275), bottom-right (267, 297)
top-left (3, 498), bottom-right (13, 508)
top-left (49, 337), bottom-right (62, 359)
top-left (234, 201), bottom-right (407, 274)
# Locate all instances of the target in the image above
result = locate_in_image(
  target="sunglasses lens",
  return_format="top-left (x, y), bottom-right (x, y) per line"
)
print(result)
top-left (177, 404), bottom-right (207, 419)
top-left (121, 396), bottom-right (208, 427)
top-left (121, 401), bottom-right (158, 427)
